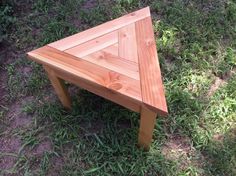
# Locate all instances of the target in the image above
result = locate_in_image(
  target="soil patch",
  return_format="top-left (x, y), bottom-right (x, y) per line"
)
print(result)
top-left (0, 136), bottom-right (21, 170)
top-left (162, 134), bottom-right (205, 170)
top-left (6, 100), bottom-right (33, 129)
top-left (208, 76), bottom-right (226, 96)
top-left (32, 139), bottom-right (52, 156)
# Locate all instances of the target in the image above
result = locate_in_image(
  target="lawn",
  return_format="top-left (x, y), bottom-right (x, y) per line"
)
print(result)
top-left (0, 0), bottom-right (236, 175)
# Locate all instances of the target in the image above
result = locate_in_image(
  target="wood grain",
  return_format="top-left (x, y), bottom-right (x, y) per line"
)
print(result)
top-left (118, 23), bottom-right (138, 63)
top-left (44, 65), bottom-right (72, 109)
top-left (138, 106), bottom-right (157, 150)
top-left (102, 43), bottom-right (118, 56)
top-left (27, 7), bottom-right (168, 150)
top-left (52, 67), bottom-right (141, 112)
top-left (135, 17), bottom-right (168, 116)
top-left (48, 7), bottom-right (150, 51)
top-left (82, 51), bottom-right (139, 80)
top-left (27, 46), bottom-right (141, 102)
top-left (65, 31), bottom-right (118, 58)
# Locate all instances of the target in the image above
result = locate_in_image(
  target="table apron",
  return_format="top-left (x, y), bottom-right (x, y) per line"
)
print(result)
top-left (45, 65), bottom-right (142, 113)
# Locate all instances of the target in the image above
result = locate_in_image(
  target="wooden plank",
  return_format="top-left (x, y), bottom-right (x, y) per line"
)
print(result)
top-left (82, 51), bottom-right (139, 80)
top-left (118, 23), bottom-right (138, 63)
top-left (27, 46), bottom-right (141, 102)
top-left (65, 31), bottom-right (118, 58)
top-left (48, 7), bottom-right (151, 51)
top-left (43, 65), bottom-right (72, 109)
top-left (102, 43), bottom-right (118, 56)
top-left (135, 17), bottom-right (168, 116)
top-left (138, 106), bottom-right (157, 150)
top-left (52, 67), bottom-right (141, 112)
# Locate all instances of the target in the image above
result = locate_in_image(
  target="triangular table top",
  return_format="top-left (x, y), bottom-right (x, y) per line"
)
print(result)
top-left (28, 7), bottom-right (168, 116)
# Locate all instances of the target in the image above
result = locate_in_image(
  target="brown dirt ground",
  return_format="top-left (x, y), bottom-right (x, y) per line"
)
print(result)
top-left (161, 134), bottom-right (205, 170)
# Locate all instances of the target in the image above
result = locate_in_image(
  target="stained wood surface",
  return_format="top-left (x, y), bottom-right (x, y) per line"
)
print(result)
top-left (48, 7), bottom-right (150, 51)
top-left (102, 44), bottom-right (118, 56)
top-left (27, 6), bottom-right (167, 116)
top-left (82, 51), bottom-right (139, 80)
top-left (65, 31), bottom-right (118, 58)
top-left (52, 68), bottom-right (141, 112)
top-left (118, 23), bottom-right (138, 63)
top-left (28, 46), bottom-right (141, 102)
top-left (44, 66), bottom-right (72, 109)
top-left (138, 106), bottom-right (157, 150)
top-left (135, 17), bottom-right (168, 116)
top-left (27, 7), bottom-right (169, 150)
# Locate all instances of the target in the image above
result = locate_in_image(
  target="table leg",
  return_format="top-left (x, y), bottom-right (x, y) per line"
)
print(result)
top-left (43, 66), bottom-right (72, 109)
top-left (138, 106), bottom-right (157, 150)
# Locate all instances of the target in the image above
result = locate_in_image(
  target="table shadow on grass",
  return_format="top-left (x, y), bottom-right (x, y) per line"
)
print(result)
top-left (33, 89), bottom-right (177, 175)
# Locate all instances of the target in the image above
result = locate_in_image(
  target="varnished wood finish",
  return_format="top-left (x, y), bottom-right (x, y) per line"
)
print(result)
top-left (52, 68), bottom-right (141, 112)
top-left (65, 31), bottom-right (118, 58)
top-left (28, 46), bottom-right (141, 102)
top-left (44, 65), bottom-right (72, 109)
top-left (102, 44), bottom-right (118, 56)
top-left (138, 106), bottom-right (157, 150)
top-left (135, 17), bottom-right (168, 116)
top-left (118, 23), bottom-right (138, 63)
top-left (82, 51), bottom-right (139, 80)
top-left (49, 7), bottom-right (150, 51)
top-left (27, 7), bottom-right (168, 150)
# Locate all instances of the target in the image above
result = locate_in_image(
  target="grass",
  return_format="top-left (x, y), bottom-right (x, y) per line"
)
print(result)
top-left (0, 0), bottom-right (236, 175)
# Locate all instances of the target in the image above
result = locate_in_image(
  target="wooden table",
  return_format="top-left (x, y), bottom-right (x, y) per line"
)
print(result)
top-left (27, 7), bottom-right (168, 150)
